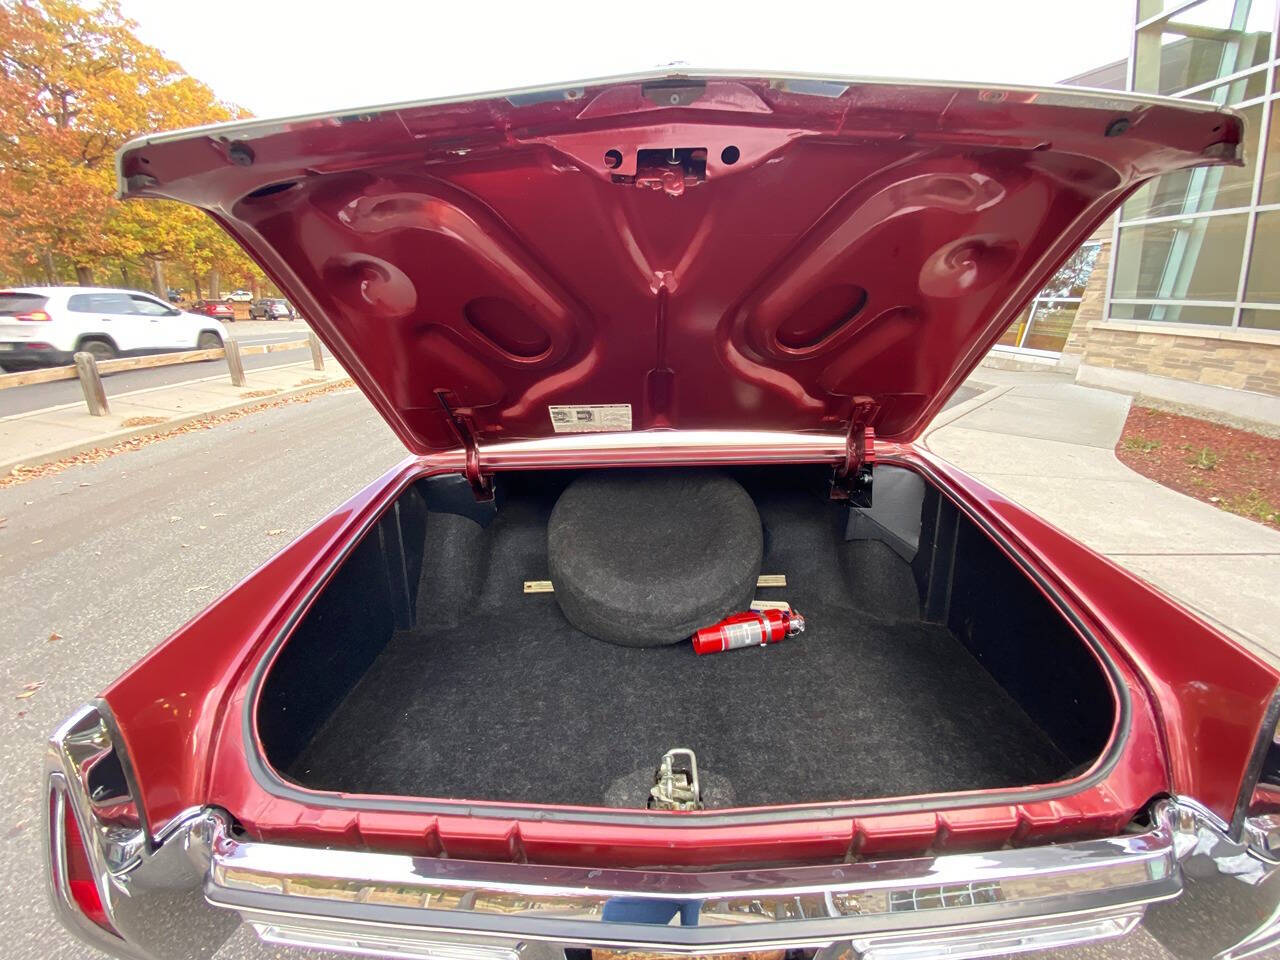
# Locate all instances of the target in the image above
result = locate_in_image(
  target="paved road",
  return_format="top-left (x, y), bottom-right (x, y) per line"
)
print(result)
top-left (0, 387), bottom-right (1269, 959)
top-left (0, 332), bottom-right (310, 417)
top-left (0, 389), bottom-right (403, 959)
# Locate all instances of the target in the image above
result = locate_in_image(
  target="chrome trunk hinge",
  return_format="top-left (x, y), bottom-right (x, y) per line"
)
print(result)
top-left (830, 396), bottom-right (877, 506)
top-left (435, 390), bottom-right (494, 502)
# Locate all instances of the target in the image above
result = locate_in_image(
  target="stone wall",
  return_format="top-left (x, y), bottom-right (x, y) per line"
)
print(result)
top-left (1079, 324), bottom-right (1280, 397)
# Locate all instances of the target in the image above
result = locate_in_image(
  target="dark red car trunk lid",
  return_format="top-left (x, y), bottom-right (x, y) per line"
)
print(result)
top-left (117, 71), bottom-right (1242, 453)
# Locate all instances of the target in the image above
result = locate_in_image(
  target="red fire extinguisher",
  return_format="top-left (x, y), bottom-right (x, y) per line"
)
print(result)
top-left (692, 608), bottom-right (806, 655)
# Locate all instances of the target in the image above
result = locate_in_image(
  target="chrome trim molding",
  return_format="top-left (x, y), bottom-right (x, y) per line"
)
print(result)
top-left (44, 703), bottom-right (239, 960)
top-left (45, 702), bottom-right (1280, 960)
top-left (205, 807), bottom-right (1182, 952)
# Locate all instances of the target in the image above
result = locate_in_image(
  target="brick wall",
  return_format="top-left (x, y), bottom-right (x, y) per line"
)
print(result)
top-left (1080, 326), bottom-right (1280, 396)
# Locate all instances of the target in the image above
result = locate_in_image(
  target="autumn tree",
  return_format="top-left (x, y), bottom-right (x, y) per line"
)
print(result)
top-left (0, 0), bottom-right (265, 292)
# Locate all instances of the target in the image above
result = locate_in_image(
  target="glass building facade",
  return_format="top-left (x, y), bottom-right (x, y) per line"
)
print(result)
top-left (996, 0), bottom-right (1279, 357)
top-left (1113, 0), bottom-right (1279, 332)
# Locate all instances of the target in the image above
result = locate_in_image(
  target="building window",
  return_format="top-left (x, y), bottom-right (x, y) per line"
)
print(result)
top-left (1108, 0), bottom-right (1280, 332)
top-left (1113, 215), bottom-right (1248, 301)
top-left (1134, 0), bottom-right (1274, 95)
top-left (1110, 302), bottom-right (1236, 324)
top-left (997, 243), bottom-right (1101, 353)
top-left (1261, 98), bottom-right (1280, 204)
top-left (1243, 209), bottom-right (1280, 305)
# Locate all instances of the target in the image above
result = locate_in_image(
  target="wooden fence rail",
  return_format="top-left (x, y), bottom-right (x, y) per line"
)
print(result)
top-left (0, 335), bottom-right (325, 415)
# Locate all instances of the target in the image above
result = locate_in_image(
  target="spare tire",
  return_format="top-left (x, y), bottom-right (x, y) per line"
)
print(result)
top-left (548, 469), bottom-right (763, 647)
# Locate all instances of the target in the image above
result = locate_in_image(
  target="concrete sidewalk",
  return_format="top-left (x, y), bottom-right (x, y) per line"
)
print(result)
top-left (0, 359), bottom-right (350, 475)
top-left (926, 368), bottom-right (1280, 667)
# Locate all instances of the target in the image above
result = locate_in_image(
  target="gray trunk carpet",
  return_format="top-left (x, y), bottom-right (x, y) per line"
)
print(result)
top-left (287, 483), bottom-right (1071, 807)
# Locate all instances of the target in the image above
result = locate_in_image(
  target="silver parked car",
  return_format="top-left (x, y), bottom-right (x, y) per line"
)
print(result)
top-left (247, 297), bottom-right (296, 320)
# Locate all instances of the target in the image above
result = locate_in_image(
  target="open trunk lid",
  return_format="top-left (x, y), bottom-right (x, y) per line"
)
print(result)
top-left (117, 70), bottom-right (1242, 452)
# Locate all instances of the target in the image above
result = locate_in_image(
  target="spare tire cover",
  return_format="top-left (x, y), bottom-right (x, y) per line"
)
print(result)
top-left (548, 469), bottom-right (763, 647)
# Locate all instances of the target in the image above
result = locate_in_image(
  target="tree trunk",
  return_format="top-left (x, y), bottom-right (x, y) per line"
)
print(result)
top-left (120, 264), bottom-right (130, 287)
top-left (41, 250), bottom-right (56, 285)
top-left (208, 268), bottom-right (221, 300)
top-left (151, 258), bottom-right (167, 298)
top-left (75, 264), bottom-right (93, 286)
top-left (250, 277), bottom-right (261, 299)
top-left (190, 266), bottom-right (203, 301)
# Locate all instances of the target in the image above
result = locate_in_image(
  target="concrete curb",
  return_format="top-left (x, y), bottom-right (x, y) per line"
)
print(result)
top-left (1, 377), bottom-right (353, 476)
top-left (0, 357), bottom-right (322, 423)
top-left (921, 385), bottom-right (1012, 448)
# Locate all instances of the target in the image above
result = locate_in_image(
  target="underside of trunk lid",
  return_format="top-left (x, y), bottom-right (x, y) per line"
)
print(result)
top-left (117, 70), bottom-right (1242, 453)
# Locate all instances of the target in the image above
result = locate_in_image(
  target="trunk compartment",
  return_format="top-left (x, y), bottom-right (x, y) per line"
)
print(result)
top-left (256, 464), bottom-right (1115, 810)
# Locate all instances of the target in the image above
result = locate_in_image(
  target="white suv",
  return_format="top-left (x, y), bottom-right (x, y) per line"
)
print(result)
top-left (0, 286), bottom-right (227, 370)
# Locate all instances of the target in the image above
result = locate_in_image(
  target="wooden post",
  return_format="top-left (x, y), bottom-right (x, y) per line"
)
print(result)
top-left (73, 352), bottom-right (109, 416)
top-left (224, 336), bottom-right (247, 386)
top-left (308, 332), bottom-right (324, 371)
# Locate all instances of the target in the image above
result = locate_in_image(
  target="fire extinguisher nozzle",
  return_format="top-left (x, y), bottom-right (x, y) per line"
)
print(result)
top-left (788, 612), bottom-right (806, 636)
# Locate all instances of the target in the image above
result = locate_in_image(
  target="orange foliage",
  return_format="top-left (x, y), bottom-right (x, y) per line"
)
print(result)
top-left (0, 0), bottom-right (264, 293)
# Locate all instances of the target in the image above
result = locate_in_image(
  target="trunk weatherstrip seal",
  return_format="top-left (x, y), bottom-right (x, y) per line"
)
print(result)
top-left (240, 455), bottom-right (1131, 826)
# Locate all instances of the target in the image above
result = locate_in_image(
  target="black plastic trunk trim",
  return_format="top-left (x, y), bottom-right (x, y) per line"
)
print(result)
top-left (240, 456), bottom-right (1131, 828)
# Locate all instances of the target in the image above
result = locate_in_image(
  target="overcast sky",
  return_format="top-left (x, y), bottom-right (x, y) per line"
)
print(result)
top-left (117, 0), bottom-right (1136, 119)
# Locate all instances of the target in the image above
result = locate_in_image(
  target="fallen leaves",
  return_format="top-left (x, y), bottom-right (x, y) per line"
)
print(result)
top-left (121, 416), bottom-right (168, 428)
top-left (16, 681), bottom-right (44, 700)
top-left (48, 631), bottom-right (60, 643)
top-left (265, 528), bottom-right (284, 536)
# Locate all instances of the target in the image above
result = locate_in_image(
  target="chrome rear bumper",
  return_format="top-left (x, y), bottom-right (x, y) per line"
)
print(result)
top-left (208, 812), bottom-right (1177, 955)
top-left (45, 703), bottom-right (1280, 960)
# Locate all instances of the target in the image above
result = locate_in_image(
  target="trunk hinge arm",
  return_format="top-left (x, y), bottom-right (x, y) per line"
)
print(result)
top-left (436, 390), bottom-right (494, 502)
top-left (830, 396), bottom-right (877, 505)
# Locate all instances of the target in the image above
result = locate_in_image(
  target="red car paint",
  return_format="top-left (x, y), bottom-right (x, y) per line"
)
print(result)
top-left (96, 74), bottom-right (1276, 867)
top-left (190, 300), bottom-right (234, 319)
top-left (99, 445), bottom-right (1275, 867)
top-left (119, 74), bottom-right (1242, 455)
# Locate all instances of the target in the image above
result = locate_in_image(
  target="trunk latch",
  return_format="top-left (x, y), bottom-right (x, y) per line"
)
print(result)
top-left (648, 748), bottom-right (702, 811)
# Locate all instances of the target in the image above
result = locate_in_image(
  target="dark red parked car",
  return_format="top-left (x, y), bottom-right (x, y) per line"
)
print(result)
top-left (47, 72), bottom-right (1279, 960)
top-left (190, 299), bottom-right (234, 320)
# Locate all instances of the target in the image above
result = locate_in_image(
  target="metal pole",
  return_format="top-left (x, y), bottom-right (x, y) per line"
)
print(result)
top-left (73, 352), bottom-right (109, 416)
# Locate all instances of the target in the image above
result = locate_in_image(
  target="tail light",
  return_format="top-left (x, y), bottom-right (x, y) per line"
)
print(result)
top-left (16, 310), bottom-right (51, 321)
top-left (46, 705), bottom-right (146, 942)
top-left (49, 788), bottom-right (115, 933)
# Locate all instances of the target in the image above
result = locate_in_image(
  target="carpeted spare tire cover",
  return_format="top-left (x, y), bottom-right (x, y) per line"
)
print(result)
top-left (548, 469), bottom-right (763, 647)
